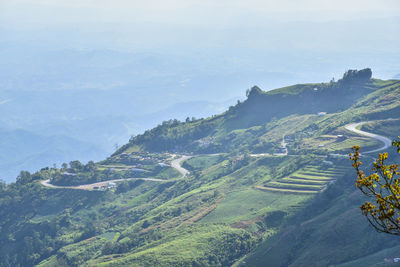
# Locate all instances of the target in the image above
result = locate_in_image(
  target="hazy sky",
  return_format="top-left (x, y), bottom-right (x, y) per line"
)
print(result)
top-left (1, 0), bottom-right (399, 78)
top-left (2, 0), bottom-right (400, 28)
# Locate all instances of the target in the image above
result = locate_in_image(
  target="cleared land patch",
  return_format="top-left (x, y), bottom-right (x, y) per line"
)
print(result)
top-left (267, 182), bottom-right (324, 190)
top-left (258, 164), bottom-right (349, 194)
top-left (281, 177), bottom-right (327, 185)
top-left (256, 186), bottom-right (318, 194)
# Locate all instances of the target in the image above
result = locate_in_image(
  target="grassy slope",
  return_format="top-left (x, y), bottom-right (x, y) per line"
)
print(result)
top-left (241, 174), bottom-right (400, 267)
top-left (117, 79), bottom-right (398, 155)
top-left (201, 189), bottom-right (309, 224)
top-left (361, 119), bottom-right (400, 140)
top-left (241, 140), bottom-right (400, 266)
top-left (90, 225), bottom-right (253, 266)
top-left (25, 77), bottom-right (400, 266)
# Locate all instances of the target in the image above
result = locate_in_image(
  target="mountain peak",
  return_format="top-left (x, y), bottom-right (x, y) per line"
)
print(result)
top-left (246, 85), bottom-right (263, 98)
top-left (339, 68), bottom-right (372, 84)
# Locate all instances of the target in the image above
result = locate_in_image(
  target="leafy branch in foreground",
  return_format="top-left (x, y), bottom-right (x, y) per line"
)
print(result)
top-left (393, 137), bottom-right (400, 153)
top-left (350, 137), bottom-right (400, 235)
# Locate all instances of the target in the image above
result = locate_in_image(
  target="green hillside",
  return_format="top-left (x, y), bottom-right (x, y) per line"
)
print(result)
top-left (240, 154), bottom-right (400, 267)
top-left (1, 69), bottom-right (400, 267)
top-left (116, 68), bottom-right (393, 155)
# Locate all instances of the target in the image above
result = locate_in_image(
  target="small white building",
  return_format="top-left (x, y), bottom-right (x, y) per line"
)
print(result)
top-left (108, 182), bottom-right (117, 189)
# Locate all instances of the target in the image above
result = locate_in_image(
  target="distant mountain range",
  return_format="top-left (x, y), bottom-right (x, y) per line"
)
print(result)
top-left (0, 94), bottom-right (239, 182)
top-left (0, 129), bottom-right (106, 182)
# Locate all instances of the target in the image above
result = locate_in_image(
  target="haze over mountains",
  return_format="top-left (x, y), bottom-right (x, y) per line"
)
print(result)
top-left (0, 46), bottom-right (399, 183)
top-left (1, 1), bottom-right (400, 266)
top-left (0, 86), bottom-right (238, 182)
top-left (1, 0), bottom-right (399, 182)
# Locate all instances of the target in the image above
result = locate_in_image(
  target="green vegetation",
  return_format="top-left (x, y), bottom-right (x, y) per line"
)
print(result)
top-left (47, 152), bottom-right (178, 186)
top-left (351, 139), bottom-right (400, 235)
top-left (1, 69), bottom-right (400, 266)
top-left (360, 119), bottom-right (400, 140)
top-left (240, 160), bottom-right (400, 266)
top-left (201, 189), bottom-right (309, 224)
top-left (182, 154), bottom-right (226, 172)
top-left (90, 225), bottom-right (254, 266)
top-left (115, 69), bottom-right (394, 156)
top-left (259, 163), bottom-right (348, 195)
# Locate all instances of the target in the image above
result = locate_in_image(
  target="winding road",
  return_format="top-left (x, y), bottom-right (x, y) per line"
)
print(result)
top-left (40, 177), bottom-right (167, 190)
top-left (344, 121), bottom-right (393, 154)
top-left (40, 154), bottom-right (192, 191)
top-left (171, 155), bottom-right (192, 178)
top-left (40, 121), bottom-right (392, 190)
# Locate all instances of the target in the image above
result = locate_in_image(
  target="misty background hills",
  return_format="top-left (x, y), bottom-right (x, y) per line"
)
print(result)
top-left (1, 4), bottom-right (399, 182)
top-left (0, 89), bottom-right (239, 182)
top-left (0, 44), bottom-right (399, 182)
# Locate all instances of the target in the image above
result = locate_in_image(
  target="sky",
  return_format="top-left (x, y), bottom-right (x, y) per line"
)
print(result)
top-left (2, 0), bottom-right (400, 24)
top-left (0, 0), bottom-right (399, 77)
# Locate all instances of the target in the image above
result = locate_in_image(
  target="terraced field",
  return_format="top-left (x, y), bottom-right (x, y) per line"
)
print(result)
top-left (256, 164), bottom-right (349, 194)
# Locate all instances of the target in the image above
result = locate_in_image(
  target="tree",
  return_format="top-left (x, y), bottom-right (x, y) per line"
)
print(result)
top-left (84, 161), bottom-right (96, 172)
top-left (246, 88), bottom-right (250, 97)
top-left (350, 137), bottom-right (400, 235)
top-left (0, 179), bottom-right (5, 191)
top-left (69, 160), bottom-right (83, 171)
top-left (61, 163), bottom-right (68, 170)
top-left (80, 221), bottom-right (97, 240)
top-left (116, 180), bottom-right (130, 194)
top-left (16, 171), bottom-right (32, 184)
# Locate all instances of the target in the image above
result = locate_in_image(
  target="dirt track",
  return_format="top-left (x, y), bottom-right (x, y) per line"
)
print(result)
top-left (40, 155), bottom-right (192, 191)
top-left (344, 121), bottom-right (393, 154)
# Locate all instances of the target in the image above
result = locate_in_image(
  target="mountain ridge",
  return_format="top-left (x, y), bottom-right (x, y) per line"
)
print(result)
top-left (116, 68), bottom-right (398, 156)
top-left (2, 69), bottom-right (400, 266)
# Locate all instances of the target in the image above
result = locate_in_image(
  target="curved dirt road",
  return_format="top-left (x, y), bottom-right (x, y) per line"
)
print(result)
top-left (171, 155), bottom-right (192, 178)
top-left (40, 121), bottom-right (391, 190)
top-left (41, 155), bottom-right (192, 190)
top-left (344, 122), bottom-right (393, 154)
top-left (40, 177), bottom-right (167, 190)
